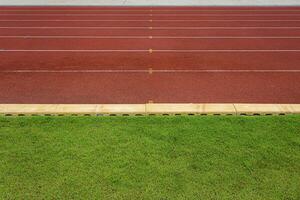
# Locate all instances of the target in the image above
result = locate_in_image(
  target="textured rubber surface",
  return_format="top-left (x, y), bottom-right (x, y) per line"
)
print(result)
top-left (0, 6), bottom-right (300, 104)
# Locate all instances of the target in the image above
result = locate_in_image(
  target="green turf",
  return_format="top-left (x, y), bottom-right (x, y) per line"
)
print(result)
top-left (0, 116), bottom-right (299, 200)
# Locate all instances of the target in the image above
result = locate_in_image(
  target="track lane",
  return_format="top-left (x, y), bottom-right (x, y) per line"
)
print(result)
top-left (1, 29), bottom-right (300, 37)
top-left (2, 15), bottom-right (300, 20)
top-left (2, 21), bottom-right (300, 27)
top-left (1, 38), bottom-right (300, 50)
top-left (1, 20), bottom-right (300, 27)
top-left (0, 72), bottom-right (299, 104)
top-left (1, 52), bottom-right (300, 70)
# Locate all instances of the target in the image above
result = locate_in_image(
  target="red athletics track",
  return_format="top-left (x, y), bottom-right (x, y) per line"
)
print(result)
top-left (0, 6), bottom-right (300, 104)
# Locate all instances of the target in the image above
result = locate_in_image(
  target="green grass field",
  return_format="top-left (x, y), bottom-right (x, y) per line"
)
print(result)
top-left (0, 116), bottom-right (299, 199)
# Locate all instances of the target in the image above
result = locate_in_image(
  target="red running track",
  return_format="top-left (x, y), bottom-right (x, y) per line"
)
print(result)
top-left (0, 6), bottom-right (300, 104)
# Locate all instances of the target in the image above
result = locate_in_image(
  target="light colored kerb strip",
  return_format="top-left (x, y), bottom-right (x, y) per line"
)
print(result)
top-left (0, 104), bottom-right (299, 115)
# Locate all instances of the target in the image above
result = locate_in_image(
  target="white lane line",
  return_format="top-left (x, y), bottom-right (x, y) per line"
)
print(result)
top-left (155, 69), bottom-right (300, 72)
top-left (1, 26), bottom-right (300, 29)
top-left (0, 49), bottom-right (149, 52)
top-left (2, 69), bottom-right (300, 73)
top-left (0, 26), bottom-right (148, 29)
top-left (0, 69), bottom-right (145, 73)
top-left (157, 36), bottom-right (300, 39)
top-left (1, 36), bottom-right (300, 39)
top-left (1, 14), bottom-right (300, 16)
top-left (1, 49), bottom-right (300, 52)
top-left (0, 36), bottom-right (149, 38)
top-left (1, 9), bottom-right (300, 12)
top-left (0, 19), bottom-right (149, 22)
top-left (0, 36), bottom-right (150, 39)
top-left (1, 19), bottom-right (300, 22)
top-left (159, 27), bottom-right (300, 29)
top-left (155, 50), bottom-right (300, 52)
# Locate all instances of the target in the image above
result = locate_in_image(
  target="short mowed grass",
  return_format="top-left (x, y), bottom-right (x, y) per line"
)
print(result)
top-left (0, 115), bottom-right (299, 200)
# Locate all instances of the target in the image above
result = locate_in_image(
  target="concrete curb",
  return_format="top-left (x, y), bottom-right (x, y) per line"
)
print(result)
top-left (0, 104), bottom-right (299, 116)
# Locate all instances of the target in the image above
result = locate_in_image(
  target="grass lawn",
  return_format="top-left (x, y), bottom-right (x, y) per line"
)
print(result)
top-left (0, 115), bottom-right (299, 199)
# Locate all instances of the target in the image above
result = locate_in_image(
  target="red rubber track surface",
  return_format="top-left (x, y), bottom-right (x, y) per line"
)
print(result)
top-left (0, 6), bottom-right (300, 104)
